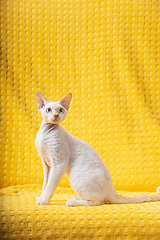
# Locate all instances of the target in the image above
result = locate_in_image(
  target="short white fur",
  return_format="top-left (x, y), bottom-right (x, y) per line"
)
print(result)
top-left (35, 92), bottom-right (160, 206)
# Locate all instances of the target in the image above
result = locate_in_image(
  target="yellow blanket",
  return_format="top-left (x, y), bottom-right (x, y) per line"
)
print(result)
top-left (1, 185), bottom-right (160, 239)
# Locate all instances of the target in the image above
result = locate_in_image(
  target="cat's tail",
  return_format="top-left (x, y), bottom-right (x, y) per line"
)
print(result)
top-left (108, 187), bottom-right (160, 204)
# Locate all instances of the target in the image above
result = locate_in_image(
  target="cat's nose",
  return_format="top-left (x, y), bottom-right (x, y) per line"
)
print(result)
top-left (54, 114), bottom-right (59, 118)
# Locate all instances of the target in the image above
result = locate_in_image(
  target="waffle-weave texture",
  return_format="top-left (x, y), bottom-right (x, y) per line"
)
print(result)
top-left (1, 0), bottom-right (160, 239)
top-left (1, 185), bottom-right (160, 239)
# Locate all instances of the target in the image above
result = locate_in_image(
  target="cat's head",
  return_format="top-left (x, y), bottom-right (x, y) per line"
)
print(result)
top-left (36, 92), bottom-right (72, 124)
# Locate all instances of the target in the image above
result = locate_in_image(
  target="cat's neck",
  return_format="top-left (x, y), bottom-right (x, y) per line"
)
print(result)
top-left (41, 120), bottom-right (59, 132)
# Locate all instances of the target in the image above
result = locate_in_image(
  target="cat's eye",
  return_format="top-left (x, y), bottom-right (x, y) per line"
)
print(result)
top-left (46, 108), bottom-right (52, 113)
top-left (59, 108), bottom-right (65, 114)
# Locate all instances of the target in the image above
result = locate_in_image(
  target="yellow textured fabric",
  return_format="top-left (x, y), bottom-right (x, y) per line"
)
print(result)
top-left (0, 0), bottom-right (160, 239)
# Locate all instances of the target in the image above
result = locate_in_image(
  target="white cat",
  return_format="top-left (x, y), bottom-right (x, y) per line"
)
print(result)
top-left (35, 92), bottom-right (160, 206)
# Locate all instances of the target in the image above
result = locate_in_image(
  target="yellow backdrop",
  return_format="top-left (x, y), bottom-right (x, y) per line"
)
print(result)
top-left (1, 0), bottom-right (160, 192)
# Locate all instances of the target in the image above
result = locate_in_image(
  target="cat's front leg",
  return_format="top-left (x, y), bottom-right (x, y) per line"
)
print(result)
top-left (36, 163), bottom-right (67, 205)
top-left (36, 163), bottom-right (50, 205)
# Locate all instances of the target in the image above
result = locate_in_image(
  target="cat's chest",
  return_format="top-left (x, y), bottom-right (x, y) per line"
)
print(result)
top-left (35, 127), bottom-right (59, 151)
top-left (36, 132), bottom-right (59, 167)
top-left (35, 124), bottom-right (68, 165)
top-left (35, 130), bottom-right (46, 149)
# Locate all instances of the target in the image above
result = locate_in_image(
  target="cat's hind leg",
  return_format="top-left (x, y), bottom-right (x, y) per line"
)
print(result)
top-left (66, 199), bottom-right (104, 206)
top-left (72, 195), bottom-right (83, 200)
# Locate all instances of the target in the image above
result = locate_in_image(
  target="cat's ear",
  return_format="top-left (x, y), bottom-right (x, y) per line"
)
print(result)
top-left (36, 92), bottom-right (50, 110)
top-left (60, 93), bottom-right (72, 110)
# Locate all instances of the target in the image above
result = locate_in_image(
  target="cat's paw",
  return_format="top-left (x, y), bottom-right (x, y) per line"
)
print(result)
top-left (72, 195), bottom-right (82, 200)
top-left (40, 200), bottom-right (49, 205)
top-left (36, 196), bottom-right (42, 201)
top-left (35, 196), bottom-right (42, 205)
top-left (66, 199), bottom-right (75, 207)
top-left (35, 197), bottom-right (50, 205)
